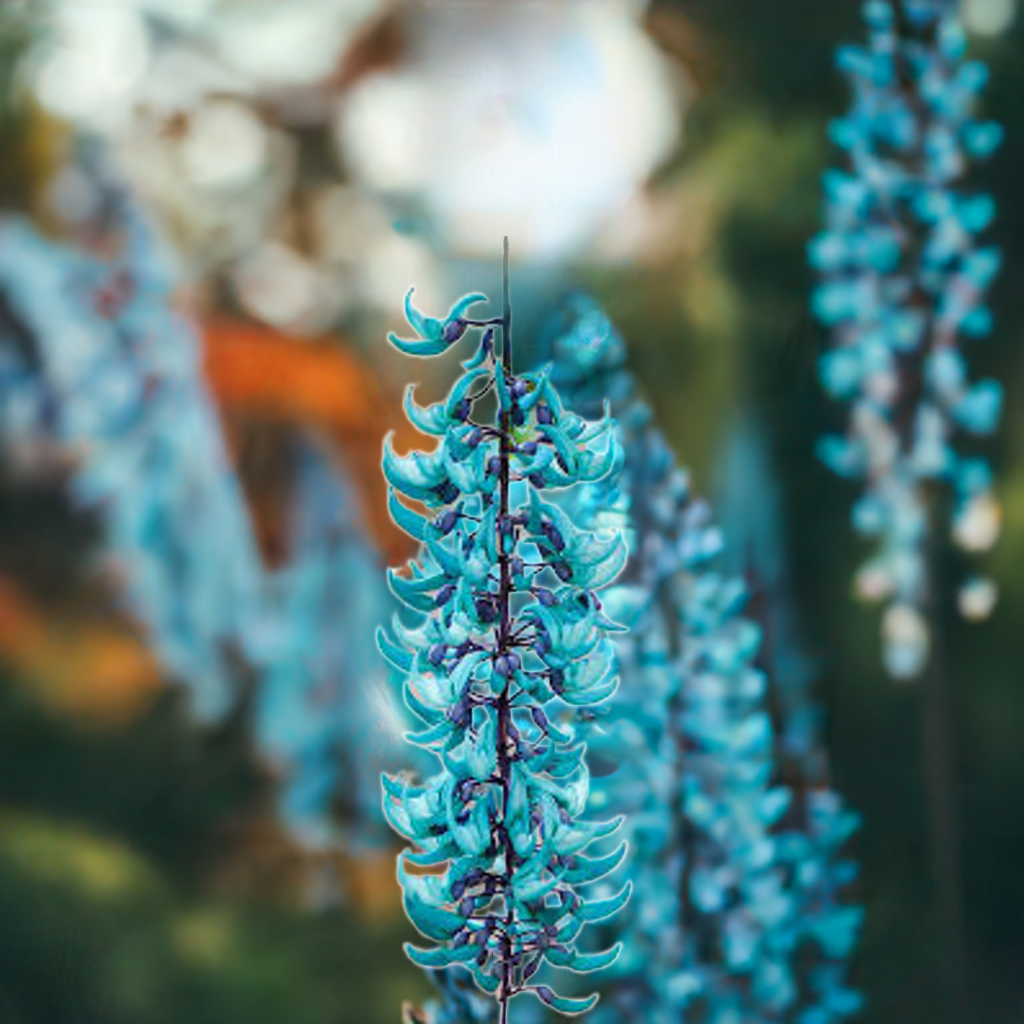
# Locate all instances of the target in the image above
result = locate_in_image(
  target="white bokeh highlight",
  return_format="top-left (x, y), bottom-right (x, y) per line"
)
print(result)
top-left (338, 2), bottom-right (683, 260)
top-left (961, 0), bottom-right (1016, 36)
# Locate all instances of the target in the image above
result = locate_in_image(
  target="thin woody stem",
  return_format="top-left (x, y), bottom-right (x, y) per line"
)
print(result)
top-left (497, 236), bottom-right (514, 1024)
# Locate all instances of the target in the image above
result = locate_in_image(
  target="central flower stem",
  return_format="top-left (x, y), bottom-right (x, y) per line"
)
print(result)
top-left (496, 236), bottom-right (515, 1024)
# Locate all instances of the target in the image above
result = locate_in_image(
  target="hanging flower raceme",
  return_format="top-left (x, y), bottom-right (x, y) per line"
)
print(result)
top-left (379, 256), bottom-right (630, 1021)
top-left (540, 295), bottom-right (862, 1024)
top-left (811, 0), bottom-right (1004, 678)
top-left (0, 193), bottom-right (402, 846)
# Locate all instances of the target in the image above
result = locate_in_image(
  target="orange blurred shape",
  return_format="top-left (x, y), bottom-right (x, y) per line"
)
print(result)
top-left (201, 318), bottom-right (420, 565)
top-left (0, 576), bottom-right (162, 724)
top-left (338, 846), bottom-right (404, 919)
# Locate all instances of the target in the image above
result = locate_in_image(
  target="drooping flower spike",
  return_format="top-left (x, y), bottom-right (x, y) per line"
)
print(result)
top-left (541, 294), bottom-right (862, 1024)
top-left (811, 0), bottom-right (1005, 677)
top-left (380, 243), bottom-right (629, 1022)
top-left (0, 196), bottom-right (402, 845)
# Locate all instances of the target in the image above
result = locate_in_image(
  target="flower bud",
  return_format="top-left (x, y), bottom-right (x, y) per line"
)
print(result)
top-left (443, 318), bottom-right (468, 344)
top-left (435, 509), bottom-right (459, 534)
top-left (553, 560), bottom-right (574, 582)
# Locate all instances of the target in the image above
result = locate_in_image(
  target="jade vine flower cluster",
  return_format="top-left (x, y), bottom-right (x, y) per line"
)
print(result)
top-left (379, 254), bottom-right (630, 1021)
top-left (811, 0), bottom-right (1004, 677)
top-left (0, 200), bottom-right (395, 843)
top-left (541, 294), bottom-right (862, 1024)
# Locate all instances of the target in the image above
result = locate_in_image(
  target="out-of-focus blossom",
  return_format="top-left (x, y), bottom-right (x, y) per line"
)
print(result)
top-left (0, 190), bottom-right (403, 844)
top-left (811, 0), bottom-right (1004, 678)
top-left (543, 296), bottom-right (862, 1024)
top-left (961, 0), bottom-right (1016, 35)
top-left (957, 575), bottom-right (998, 620)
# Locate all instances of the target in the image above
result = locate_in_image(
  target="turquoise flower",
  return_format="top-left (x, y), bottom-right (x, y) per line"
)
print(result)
top-left (381, 257), bottom-right (629, 1021)
top-left (811, 0), bottom-right (1005, 676)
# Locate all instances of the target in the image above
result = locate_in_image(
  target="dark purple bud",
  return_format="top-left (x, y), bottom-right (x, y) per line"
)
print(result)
top-left (494, 655), bottom-right (510, 677)
top-left (531, 707), bottom-right (549, 732)
top-left (466, 427), bottom-right (483, 448)
top-left (476, 597), bottom-right (498, 623)
top-left (523, 957), bottom-right (541, 981)
top-left (487, 456), bottom-right (502, 476)
top-left (499, 515), bottom-right (514, 537)
top-left (550, 668), bottom-right (565, 694)
top-left (453, 397), bottom-right (472, 421)
top-left (454, 930), bottom-right (470, 948)
top-left (505, 651), bottom-right (521, 673)
top-left (434, 480), bottom-right (459, 504)
top-left (528, 472), bottom-right (547, 488)
top-left (554, 450), bottom-right (569, 473)
top-left (575, 592), bottom-right (590, 608)
top-left (533, 633), bottom-right (551, 656)
top-left (477, 947), bottom-right (488, 966)
top-left (435, 583), bottom-right (456, 607)
top-left (511, 379), bottom-right (528, 397)
top-left (517, 441), bottom-right (538, 456)
top-left (443, 318), bottom-right (468, 344)
top-left (553, 561), bottom-right (574, 582)
top-left (459, 897), bottom-right (475, 917)
top-left (428, 643), bottom-right (447, 666)
top-left (481, 327), bottom-right (494, 353)
top-left (452, 877), bottom-right (467, 900)
top-left (512, 406), bottom-right (526, 427)
top-left (435, 509), bottom-right (459, 535)
top-left (546, 524), bottom-right (566, 551)
top-left (536, 588), bottom-right (556, 607)
top-left (446, 698), bottom-right (470, 726)
top-left (454, 640), bottom-right (473, 659)
top-left (510, 556), bottom-right (524, 577)
top-left (536, 403), bottom-right (554, 425)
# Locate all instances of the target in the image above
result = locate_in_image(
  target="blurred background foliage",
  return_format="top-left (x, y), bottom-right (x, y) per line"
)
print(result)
top-left (0, 0), bottom-right (1021, 1022)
